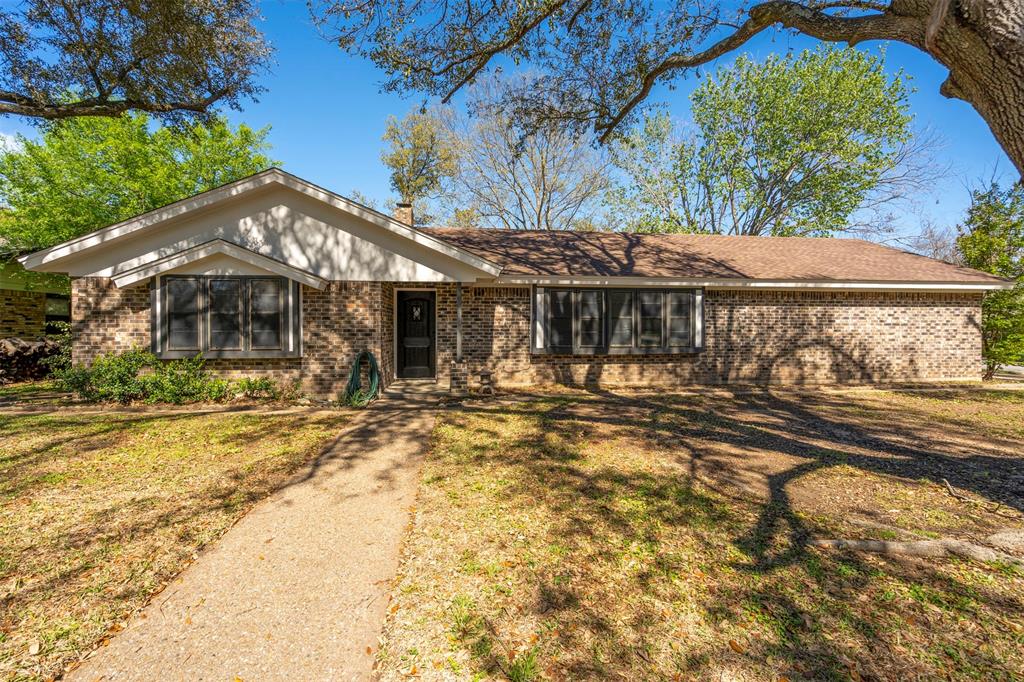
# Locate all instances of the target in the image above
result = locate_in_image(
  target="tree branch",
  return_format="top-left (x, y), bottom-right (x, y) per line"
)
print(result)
top-left (0, 90), bottom-right (231, 120)
top-left (440, 0), bottom-right (572, 102)
top-left (596, 0), bottom-right (919, 143)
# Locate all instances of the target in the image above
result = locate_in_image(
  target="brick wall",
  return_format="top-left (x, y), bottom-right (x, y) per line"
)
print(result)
top-left (0, 289), bottom-right (47, 338)
top-left (71, 278), bottom-right (385, 397)
top-left (69, 277), bottom-right (985, 395)
top-left (71, 278), bottom-right (151, 364)
top-left (453, 287), bottom-right (984, 387)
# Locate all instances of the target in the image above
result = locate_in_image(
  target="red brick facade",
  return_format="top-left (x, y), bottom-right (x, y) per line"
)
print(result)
top-left (0, 289), bottom-right (47, 338)
top-left (70, 277), bottom-right (984, 396)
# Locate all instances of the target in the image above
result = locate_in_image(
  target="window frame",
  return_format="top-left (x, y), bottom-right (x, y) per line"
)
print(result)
top-left (532, 286), bottom-right (703, 356)
top-left (153, 275), bottom-right (302, 359)
top-left (248, 277), bottom-right (285, 351)
top-left (207, 278), bottom-right (245, 352)
top-left (164, 276), bottom-right (203, 352)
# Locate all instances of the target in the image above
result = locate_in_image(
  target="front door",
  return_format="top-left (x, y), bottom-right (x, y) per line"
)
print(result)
top-left (396, 291), bottom-right (435, 379)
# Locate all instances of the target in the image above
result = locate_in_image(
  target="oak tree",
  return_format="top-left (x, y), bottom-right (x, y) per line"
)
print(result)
top-left (0, 0), bottom-right (270, 121)
top-left (313, 0), bottom-right (1024, 176)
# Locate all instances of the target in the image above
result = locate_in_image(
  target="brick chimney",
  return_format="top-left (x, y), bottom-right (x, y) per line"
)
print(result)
top-left (394, 202), bottom-right (413, 225)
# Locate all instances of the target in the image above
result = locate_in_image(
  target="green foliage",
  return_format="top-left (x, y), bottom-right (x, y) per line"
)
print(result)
top-left (607, 46), bottom-right (917, 236)
top-left (41, 321), bottom-right (72, 375)
top-left (505, 647), bottom-right (539, 682)
top-left (0, 113), bottom-right (276, 255)
top-left (236, 376), bottom-right (281, 400)
top-left (56, 350), bottom-right (231, 404)
top-left (956, 183), bottom-right (1024, 377)
top-left (449, 594), bottom-right (478, 638)
top-left (381, 111), bottom-right (457, 209)
top-left (0, 0), bottom-right (270, 122)
top-left (57, 348), bottom-right (155, 404)
top-left (141, 356), bottom-right (232, 405)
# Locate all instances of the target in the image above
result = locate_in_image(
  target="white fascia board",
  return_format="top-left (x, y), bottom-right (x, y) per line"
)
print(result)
top-left (111, 240), bottom-right (329, 290)
top-left (485, 276), bottom-right (1012, 292)
top-left (18, 168), bottom-right (503, 277)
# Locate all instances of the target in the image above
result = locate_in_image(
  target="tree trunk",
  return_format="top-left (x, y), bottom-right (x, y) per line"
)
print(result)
top-left (905, 0), bottom-right (1024, 176)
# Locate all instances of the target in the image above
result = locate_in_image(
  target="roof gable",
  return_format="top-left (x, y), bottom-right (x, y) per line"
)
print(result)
top-left (112, 240), bottom-right (329, 289)
top-left (19, 169), bottom-right (502, 279)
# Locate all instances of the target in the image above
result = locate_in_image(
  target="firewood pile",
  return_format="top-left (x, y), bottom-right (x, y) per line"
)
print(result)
top-left (0, 338), bottom-right (60, 384)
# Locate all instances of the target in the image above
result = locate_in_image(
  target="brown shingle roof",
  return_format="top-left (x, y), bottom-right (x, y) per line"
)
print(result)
top-left (423, 228), bottom-right (1006, 284)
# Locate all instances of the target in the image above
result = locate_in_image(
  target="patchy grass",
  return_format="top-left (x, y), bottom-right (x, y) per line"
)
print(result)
top-left (0, 381), bottom-right (68, 407)
top-left (0, 405), bottom-right (349, 681)
top-left (380, 387), bottom-right (1024, 681)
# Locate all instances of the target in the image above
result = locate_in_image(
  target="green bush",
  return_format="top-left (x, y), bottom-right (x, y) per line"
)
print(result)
top-left (235, 376), bottom-right (280, 400)
top-left (59, 348), bottom-right (155, 403)
top-left (56, 349), bottom-right (230, 404)
top-left (41, 321), bottom-right (72, 374)
top-left (142, 355), bottom-right (231, 404)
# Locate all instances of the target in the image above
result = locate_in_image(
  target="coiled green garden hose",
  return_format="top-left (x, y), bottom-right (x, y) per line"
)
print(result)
top-left (343, 350), bottom-right (380, 407)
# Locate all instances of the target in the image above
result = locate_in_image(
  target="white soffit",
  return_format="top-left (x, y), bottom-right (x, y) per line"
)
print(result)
top-left (111, 240), bottom-right (329, 290)
top-left (18, 168), bottom-right (503, 278)
top-left (487, 276), bottom-right (1012, 292)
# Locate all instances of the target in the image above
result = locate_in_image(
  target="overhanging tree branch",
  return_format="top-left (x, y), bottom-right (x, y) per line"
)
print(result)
top-left (597, 1), bottom-right (916, 143)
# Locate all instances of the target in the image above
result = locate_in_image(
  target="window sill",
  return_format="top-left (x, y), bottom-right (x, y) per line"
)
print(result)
top-left (531, 346), bottom-right (703, 357)
top-left (155, 350), bottom-right (302, 360)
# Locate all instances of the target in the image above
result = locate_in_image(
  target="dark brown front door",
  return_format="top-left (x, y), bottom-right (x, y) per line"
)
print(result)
top-left (396, 291), bottom-right (435, 378)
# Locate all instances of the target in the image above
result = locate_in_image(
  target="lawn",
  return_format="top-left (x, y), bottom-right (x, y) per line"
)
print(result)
top-left (0, 398), bottom-right (349, 681)
top-left (379, 387), bottom-right (1024, 681)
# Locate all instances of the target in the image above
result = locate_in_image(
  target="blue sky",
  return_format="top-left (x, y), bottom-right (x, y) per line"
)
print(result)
top-left (0, 0), bottom-right (1013, 238)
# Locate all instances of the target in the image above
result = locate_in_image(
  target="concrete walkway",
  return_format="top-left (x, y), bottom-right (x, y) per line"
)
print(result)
top-left (68, 382), bottom-right (442, 681)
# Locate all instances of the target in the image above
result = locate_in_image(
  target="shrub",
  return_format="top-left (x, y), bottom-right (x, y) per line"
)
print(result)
top-left (235, 376), bottom-right (280, 400)
top-left (41, 321), bottom-right (71, 374)
top-left (59, 348), bottom-right (155, 403)
top-left (142, 356), bottom-right (231, 404)
top-left (55, 349), bottom-right (230, 404)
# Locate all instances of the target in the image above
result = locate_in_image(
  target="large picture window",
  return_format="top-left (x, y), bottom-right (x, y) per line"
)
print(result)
top-left (154, 276), bottom-right (301, 359)
top-left (533, 288), bottom-right (702, 355)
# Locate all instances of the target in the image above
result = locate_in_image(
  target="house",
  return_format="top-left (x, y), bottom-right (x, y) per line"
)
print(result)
top-left (0, 258), bottom-right (70, 339)
top-left (17, 168), bottom-right (1011, 395)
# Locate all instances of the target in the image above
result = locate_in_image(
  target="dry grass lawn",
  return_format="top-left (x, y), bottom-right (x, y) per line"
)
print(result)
top-left (380, 386), bottom-right (1024, 681)
top-left (0, 396), bottom-right (349, 681)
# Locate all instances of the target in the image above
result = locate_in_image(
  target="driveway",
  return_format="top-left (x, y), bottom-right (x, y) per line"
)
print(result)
top-left (67, 387), bottom-right (437, 681)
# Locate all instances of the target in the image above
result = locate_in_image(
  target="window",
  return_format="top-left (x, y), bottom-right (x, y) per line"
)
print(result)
top-left (577, 290), bottom-right (603, 348)
top-left (166, 278), bottom-right (200, 351)
top-left (250, 279), bottom-right (283, 349)
top-left (43, 294), bottom-right (70, 335)
top-left (668, 291), bottom-right (692, 347)
top-left (533, 287), bottom-right (702, 355)
top-left (608, 291), bottom-right (633, 348)
top-left (155, 276), bottom-right (300, 358)
top-left (547, 289), bottom-right (573, 352)
top-left (208, 279), bottom-right (242, 350)
top-left (638, 291), bottom-right (663, 347)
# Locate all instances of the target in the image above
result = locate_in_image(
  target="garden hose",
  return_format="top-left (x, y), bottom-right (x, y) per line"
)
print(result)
top-left (343, 350), bottom-right (380, 406)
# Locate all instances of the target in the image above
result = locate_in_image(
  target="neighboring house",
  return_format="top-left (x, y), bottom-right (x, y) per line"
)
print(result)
top-left (0, 258), bottom-right (70, 339)
top-left (17, 168), bottom-right (1012, 394)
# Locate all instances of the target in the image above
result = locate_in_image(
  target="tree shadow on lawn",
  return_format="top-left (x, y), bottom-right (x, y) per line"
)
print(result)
top-left (440, 390), bottom-right (1024, 680)
top-left (0, 407), bottom-right (347, 681)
